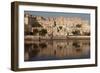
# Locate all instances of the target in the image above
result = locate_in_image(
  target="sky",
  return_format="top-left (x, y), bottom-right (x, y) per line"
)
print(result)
top-left (24, 11), bottom-right (90, 24)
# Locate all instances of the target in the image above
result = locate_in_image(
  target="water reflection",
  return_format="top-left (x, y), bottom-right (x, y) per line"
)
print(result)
top-left (24, 39), bottom-right (90, 61)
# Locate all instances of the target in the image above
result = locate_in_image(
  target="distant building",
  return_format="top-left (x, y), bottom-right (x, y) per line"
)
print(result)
top-left (24, 13), bottom-right (90, 37)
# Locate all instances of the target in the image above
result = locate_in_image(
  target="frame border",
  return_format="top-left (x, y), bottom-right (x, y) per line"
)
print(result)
top-left (11, 1), bottom-right (98, 71)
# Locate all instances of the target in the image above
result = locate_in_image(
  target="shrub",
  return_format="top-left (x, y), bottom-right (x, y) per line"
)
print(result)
top-left (33, 29), bottom-right (38, 35)
top-left (39, 29), bottom-right (47, 36)
top-left (72, 30), bottom-right (80, 35)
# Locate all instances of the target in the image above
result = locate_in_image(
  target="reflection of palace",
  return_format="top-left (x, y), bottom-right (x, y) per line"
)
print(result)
top-left (24, 14), bottom-right (90, 39)
top-left (24, 40), bottom-right (90, 61)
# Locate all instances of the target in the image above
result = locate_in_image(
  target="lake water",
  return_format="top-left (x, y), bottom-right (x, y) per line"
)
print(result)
top-left (24, 39), bottom-right (90, 61)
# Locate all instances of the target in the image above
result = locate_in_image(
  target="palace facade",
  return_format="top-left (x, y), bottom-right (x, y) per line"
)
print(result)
top-left (24, 14), bottom-right (90, 38)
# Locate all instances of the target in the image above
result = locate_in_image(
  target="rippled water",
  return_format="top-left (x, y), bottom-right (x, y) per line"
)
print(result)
top-left (24, 39), bottom-right (90, 61)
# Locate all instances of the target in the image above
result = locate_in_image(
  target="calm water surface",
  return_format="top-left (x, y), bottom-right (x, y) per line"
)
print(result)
top-left (24, 39), bottom-right (90, 61)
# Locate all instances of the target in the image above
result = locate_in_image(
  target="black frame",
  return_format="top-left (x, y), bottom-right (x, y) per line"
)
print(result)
top-left (11, 1), bottom-right (98, 71)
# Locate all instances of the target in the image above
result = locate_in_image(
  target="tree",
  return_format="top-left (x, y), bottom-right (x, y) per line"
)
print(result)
top-left (72, 30), bottom-right (80, 35)
top-left (24, 24), bottom-right (31, 35)
top-left (31, 21), bottom-right (42, 27)
top-left (83, 32), bottom-right (90, 36)
top-left (54, 21), bottom-right (56, 27)
top-left (76, 24), bottom-right (82, 28)
top-left (33, 29), bottom-right (38, 35)
top-left (39, 29), bottom-right (47, 36)
top-left (57, 28), bottom-right (59, 32)
top-left (30, 17), bottom-right (42, 27)
top-left (59, 26), bottom-right (62, 30)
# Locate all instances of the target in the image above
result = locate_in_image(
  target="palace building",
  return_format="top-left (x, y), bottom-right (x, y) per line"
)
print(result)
top-left (24, 14), bottom-right (90, 38)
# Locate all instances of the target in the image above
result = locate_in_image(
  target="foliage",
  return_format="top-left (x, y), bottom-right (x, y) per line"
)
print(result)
top-left (54, 21), bottom-right (56, 27)
top-left (72, 30), bottom-right (80, 35)
top-left (76, 24), bottom-right (82, 28)
top-left (31, 17), bottom-right (42, 27)
top-left (39, 29), bottom-right (47, 36)
top-left (33, 29), bottom-right (39, 35)
top-left (32, 21), bottom-right (42, 27)
top-left (57, 28), bottom-right (59, 32)
top-left (59, 26), bottom-right (62, 30)
top-left (83, 32), bottom-right (90, 36)
top-left (24, 24), bottom-right (31, 35)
